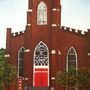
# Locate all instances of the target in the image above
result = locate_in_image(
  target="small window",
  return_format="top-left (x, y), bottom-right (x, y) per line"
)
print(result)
top-left (18, 47), bottom-right (25, 77)
top-left (37, 1), bottom-right (47, 25)
top-left (66, 47), bottom-right (77, 71)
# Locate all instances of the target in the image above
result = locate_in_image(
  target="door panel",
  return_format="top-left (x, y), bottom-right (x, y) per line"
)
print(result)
top-left (34, 72), bottom-right (48, 86)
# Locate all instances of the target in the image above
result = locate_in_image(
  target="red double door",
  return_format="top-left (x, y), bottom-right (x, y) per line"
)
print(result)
top-left (33, 68), bottom-right (49, 87)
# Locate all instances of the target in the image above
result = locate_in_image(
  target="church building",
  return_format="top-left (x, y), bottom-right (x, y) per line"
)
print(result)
top-left (6, 0), bottom-right (90, 90)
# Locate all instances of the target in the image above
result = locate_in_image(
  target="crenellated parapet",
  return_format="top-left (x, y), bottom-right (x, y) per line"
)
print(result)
top-left (11, 30), bottom-right (25, 37)
top-left (60, 26), bottom-right (88, 36)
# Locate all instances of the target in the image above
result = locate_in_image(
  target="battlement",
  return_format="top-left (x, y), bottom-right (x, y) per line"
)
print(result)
top-left (11, 30), bottom-right (25, 37)
top-left (60, 26), bottom-right (88, 36)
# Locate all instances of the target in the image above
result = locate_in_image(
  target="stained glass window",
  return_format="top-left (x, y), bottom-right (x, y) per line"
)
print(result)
top-left (37, 1), bottom-right (47, 25)
top-left (34, 42), bottom-right (49, 66)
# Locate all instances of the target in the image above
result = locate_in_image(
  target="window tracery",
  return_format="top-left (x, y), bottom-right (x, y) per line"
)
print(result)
top-left (34, 42), bottom-right (49, 66)
top-left (37, 1), bottom-right (47, 25)
top-left (67, 47), bottom-right (77, 71)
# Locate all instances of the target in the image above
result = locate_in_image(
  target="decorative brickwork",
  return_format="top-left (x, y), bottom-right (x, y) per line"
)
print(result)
top-left (6, 0), bottom-right (90, 90)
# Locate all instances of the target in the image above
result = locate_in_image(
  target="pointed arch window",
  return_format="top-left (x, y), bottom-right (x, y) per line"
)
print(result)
top-left (66, 47), bottom-right (77, 71)
top-left (34, 42), bottom-right (49, 66)
top-left (37, 1), bottom-right (47, 25)
top-left (18, 47), bottom-right (25, 77)
top-left (33, 42), bottom-right (49, 86)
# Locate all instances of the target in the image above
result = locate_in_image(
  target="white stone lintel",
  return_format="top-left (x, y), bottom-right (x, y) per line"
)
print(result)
top-left (27, 24), bottom-right (31, 26)
top-left (27, 9), bottom-right (33, 12)
top-left (52, 8), bottom-right (57, 11)
top-left (24, 77), bottom-right (29, 80)
top-left (52, 8), bottom-right (60, 11)
top-left (51, 77), bottom-right (55, 80)
top-left (5, 54), bottom-right (10, 58)
top-left (51, 50), bottom-right (56, 54)
top-left (25, 49), bottom-right (30, 52)
top-left (52, 24), bottom-right (57, 27)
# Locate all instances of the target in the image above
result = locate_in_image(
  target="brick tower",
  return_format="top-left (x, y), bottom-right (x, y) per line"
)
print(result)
top-left (26, 0), bottom-right (61, 88)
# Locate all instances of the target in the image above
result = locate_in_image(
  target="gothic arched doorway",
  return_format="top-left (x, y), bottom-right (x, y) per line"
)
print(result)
top-left (33, 41), bottom-right (49, 87)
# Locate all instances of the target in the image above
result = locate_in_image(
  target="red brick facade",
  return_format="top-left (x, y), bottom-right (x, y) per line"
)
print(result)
top-left (6, 0), bottom-right (90, 90)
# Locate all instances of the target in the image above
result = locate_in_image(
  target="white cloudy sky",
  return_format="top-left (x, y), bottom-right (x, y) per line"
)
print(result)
top-left (0, 0), bottom-right (90, 48)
